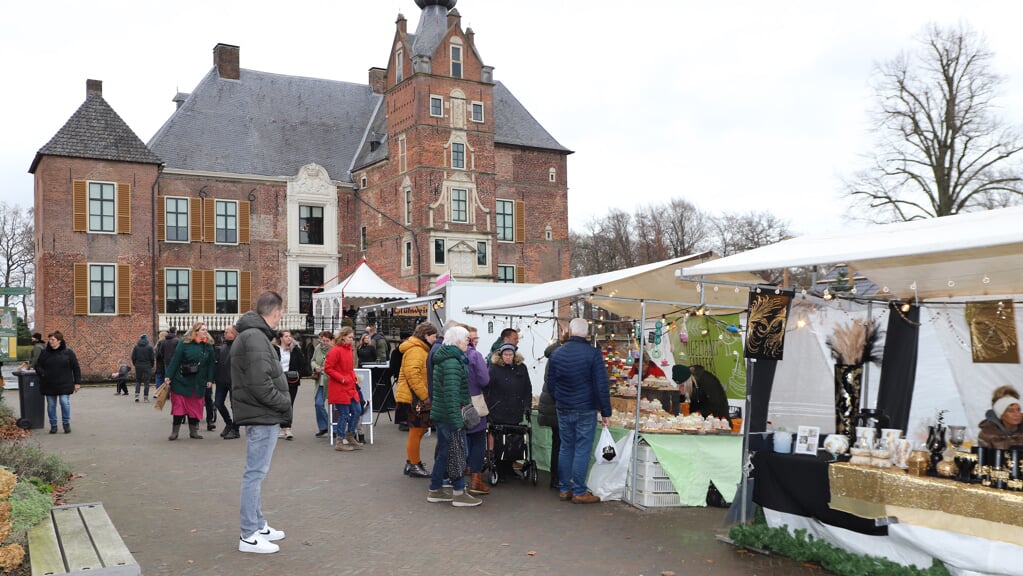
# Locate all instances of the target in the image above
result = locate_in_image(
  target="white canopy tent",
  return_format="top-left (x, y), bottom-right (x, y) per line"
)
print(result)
top-left (312, 259), bottom-right (416, 325)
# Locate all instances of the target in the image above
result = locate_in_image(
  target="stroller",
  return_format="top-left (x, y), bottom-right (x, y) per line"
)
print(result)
top-left (481, 377), bottom-right (537, 486)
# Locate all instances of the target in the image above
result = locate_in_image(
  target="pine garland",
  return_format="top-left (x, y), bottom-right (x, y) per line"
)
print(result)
top-left (728, 523), bottom-right (951, 576)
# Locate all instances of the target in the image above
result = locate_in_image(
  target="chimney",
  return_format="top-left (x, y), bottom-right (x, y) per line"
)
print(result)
top-left (172, 92), bottom-right (190, 110)
top-left (447, 7), bottom-right (461, 29)
top-left (465, 26), bottom-right (474, 48)
top-left (86, 79), bottom-right (102, 97)
top-left (396, 12), bottom-right (407, 34)
top-left (368, 68), bottom-right (386, 94)
top-left (214, 43), bottom-right (240, 80)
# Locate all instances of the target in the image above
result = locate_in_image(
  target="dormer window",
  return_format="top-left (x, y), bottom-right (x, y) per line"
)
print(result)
top-left (396, 48), bottom-right (404, 82)
top-left (450, 44), bottom-right (462, 78)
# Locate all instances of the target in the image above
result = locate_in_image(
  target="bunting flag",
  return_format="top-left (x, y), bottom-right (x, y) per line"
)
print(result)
top-left (966, 300), bottom-right (1019, 364)
top-left (744, 289), bottom-right (793, 361)
top-left (435, 269), bottom-right (452, 288)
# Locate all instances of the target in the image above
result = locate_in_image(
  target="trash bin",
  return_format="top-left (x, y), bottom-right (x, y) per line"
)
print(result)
top-left (13, 370), bottom-right (44, 429)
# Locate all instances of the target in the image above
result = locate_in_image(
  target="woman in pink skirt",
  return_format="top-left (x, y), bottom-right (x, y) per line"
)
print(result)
top-left (163, 322), bottom-right (216, 440)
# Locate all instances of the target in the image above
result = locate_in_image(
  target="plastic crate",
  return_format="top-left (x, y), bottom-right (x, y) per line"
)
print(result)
top-left (626, 474), bottom-right (676, 493)
top-left (633, 460), bottom-right (667, 478)
top-left (625, 489), bottom-right (683, 507)
top-left (635, 443), bottom-right (658, 463)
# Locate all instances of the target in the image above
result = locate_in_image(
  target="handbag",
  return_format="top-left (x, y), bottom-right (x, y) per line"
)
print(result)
top-left (594, 425), bottom-right (617, 464)
top-left (285, 370), bottom-right (300, 384)
top-left (461, 404), bottom-right (481, 429)
top-left (470, 393), bottom-right (489, 417)
top-left (407, 389), bottom-right (431, 428)
top-left (153, 383), bottom-right (170, 411)
top-left (180, 362), bottom-right (200, 376)
top-left (446, 429), bottom-right (467, 480)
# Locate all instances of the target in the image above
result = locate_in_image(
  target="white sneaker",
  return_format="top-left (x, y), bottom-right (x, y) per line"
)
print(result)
top-left (258, 522), bottom-right (285, 541)
top-left (284, 428), bottom-right (294, 440)
top-left (239, 533), bottom-right (279, 554)
top-left (278, 429), bottom-right (286, 438)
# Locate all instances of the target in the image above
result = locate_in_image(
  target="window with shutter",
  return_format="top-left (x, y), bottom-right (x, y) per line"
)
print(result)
top-left (117, 264), bottom-right (131, 314)
top-left (156, 199), bottom-right (166, 241)
top-left (72, 180), bottom-right (87, 232)
top-left (73, 263), bottom-right (88, 314)
top-left (515, 265), bottom-right (525, 284)
top-left (514, 200), bottom-right (525, 244)
top-left (164, 268), bottom-right (190, 313)
top-left (116, 183), bottom-right (131, 234)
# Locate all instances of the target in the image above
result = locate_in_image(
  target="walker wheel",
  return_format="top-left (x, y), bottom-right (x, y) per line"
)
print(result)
top-left (16, 418), bottom-right (31, 430)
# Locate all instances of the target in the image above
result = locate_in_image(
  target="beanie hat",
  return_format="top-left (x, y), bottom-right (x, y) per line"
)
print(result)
top-left (140, 334), bottom-right (149, 343)
top-left (499, 343), bottom-right (517, 355)
top-left (672, 364), bottom-right (692, 384)
top-left (994, 395), bottom-right (1020, 419)
top-left (32, 332), bottom-right (42, 342)
top-left (168, 326), bottom-right (178, 335)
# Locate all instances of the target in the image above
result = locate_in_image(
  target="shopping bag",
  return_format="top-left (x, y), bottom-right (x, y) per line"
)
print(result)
top-left (588, 430), bottom-right (635, 501)
top-left (594, 425), bottom-right (617, 464)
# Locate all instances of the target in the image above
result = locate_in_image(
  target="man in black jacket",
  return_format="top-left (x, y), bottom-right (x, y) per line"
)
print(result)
top-left (232, 292), bottom-right (291, 554)
top-left (215, 325), bottom-right (239, 439)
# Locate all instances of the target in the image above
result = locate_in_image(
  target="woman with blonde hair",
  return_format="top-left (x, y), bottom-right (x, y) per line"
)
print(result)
top-left (396, 321), bottom-right (438, 477)
top-left (164, 322), bottom-right (216, 440)
top-left (325, 326), bottom-right (363, 451)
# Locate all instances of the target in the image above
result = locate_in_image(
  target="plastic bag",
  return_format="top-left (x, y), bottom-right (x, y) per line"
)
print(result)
top-left (588, 430), bottom-right (635, 501)
top-left (594, 425), bottom-right (617, 464)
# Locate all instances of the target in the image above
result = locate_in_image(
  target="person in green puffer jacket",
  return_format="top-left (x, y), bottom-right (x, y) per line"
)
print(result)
top-left (426, 326), bottom-right (481, 507)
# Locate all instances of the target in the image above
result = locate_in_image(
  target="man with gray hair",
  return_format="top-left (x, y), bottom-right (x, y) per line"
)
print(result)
top-left (231, 292), bottom-right (292, 553)
top-left (547, 318), bottom-right (611, 504)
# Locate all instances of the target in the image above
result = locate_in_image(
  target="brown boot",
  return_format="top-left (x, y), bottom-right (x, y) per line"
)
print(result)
top-left (344, 432), bottom-right (364, 449)
top-left (469, 472), bottom-right (490, 495)
top-left (334, 439), bottom-right (354, 451)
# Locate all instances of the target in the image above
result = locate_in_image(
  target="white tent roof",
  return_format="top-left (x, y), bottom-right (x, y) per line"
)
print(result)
top-left (681, 205), bottom-right (1023, 301)
top-left (312, 260), bottom-right (416, 301)
top-left (465, 252), bottom-right (762, 318)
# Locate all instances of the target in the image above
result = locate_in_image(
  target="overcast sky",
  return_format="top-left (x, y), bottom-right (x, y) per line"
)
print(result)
top-left (6, 1), bottom-right (1023, 236)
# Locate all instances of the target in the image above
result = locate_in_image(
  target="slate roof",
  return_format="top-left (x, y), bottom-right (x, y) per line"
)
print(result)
top-left (493, 82), bottom-right (571, 152)
top-left (148, 68), bottom-right (381, 182)
top-left (29, 93), bottom-right (163, 173)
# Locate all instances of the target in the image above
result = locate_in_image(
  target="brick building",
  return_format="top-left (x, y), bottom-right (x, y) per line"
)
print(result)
top-left (29, 0), bottom-right (571, 379)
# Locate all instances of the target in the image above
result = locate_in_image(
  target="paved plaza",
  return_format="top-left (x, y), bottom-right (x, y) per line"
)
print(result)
top-left (14, 384), bottom-right (826, 575)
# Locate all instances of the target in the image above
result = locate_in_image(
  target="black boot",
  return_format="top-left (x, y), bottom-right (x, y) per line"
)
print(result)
top-left (63, 423), bottom-right (71, 434)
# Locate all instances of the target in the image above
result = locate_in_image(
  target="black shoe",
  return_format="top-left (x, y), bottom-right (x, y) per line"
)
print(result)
top-left (403, 461), bottom-right (411, 475)
top-left (398, 423), bottom-right (409, 432)
top-left (315, 429), bottom-right (329, 438)
top-left (49, 426), bottom-right (57, 434)
top-left (63, 424), bottom-right (71, 434)
top-left (407, 462), bottom-right (430, 478)
top-left (207, 423), bottom-right (217, 431)
top-left (223, 428), bottom-right (240, 440)
top-left (135, 396), bottom-right (140, 403)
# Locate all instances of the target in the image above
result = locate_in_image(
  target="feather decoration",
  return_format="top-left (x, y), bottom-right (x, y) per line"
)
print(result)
top-left (827, 319), bottom-right (884, 365)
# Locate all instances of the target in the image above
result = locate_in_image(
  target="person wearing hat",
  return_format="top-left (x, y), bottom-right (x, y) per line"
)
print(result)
top-left (486, 342), bottom-right (533, 482)
top-left (131, 334), bottom-right (156, 401)
top-left (29, 332), bottom-right (45, 369)
top-left (675, 364), bottom-right (730, 421)
top-left (978, 385), bottom-right (1023, 449)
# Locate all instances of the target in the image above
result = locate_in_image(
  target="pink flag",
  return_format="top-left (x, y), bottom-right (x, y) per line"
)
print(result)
top-left (435, 270), bottom-right (451, 287)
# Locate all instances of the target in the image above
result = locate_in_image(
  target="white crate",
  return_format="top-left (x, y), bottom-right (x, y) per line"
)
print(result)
top-left (626, 489), bottom-right (683, 507)
top-left (635, 443), bottom-right (658, 463)
top-left (626, 474), bottom-right (676, 493)
top-left (633, 460), bottom-right (666, 478)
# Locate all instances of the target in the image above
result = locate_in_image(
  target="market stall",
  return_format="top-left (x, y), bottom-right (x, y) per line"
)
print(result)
top-left (311, 258), bottom-right (416, 333)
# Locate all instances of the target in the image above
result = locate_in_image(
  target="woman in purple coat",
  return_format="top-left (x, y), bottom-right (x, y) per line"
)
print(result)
top-left (465, 327), bottom-right (491, 495)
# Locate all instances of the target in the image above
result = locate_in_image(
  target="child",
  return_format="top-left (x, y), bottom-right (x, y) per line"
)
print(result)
top-left (111, 363), bottom-right (131, 396)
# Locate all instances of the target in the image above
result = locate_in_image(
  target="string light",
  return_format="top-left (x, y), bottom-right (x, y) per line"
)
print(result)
top-left (983, 275), bottom-right (991, 284)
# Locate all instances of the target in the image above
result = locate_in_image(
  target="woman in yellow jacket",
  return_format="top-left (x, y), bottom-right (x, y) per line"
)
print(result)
top-left (396, 322), bottom-right (438, 478)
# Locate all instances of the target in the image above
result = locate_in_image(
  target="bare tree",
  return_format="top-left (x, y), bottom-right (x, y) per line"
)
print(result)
top-left (709, 211), bottom-right (790, 257)
top-left (847, 24), bottom-right (1023, 222)
top-left (0, 203), bottom-right (35, 320)
top-left (663, 198), bottom-right (711, 257)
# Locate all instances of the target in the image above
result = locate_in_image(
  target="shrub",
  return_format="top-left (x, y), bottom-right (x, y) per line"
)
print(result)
top-left (7, 481), bottom-right (50, 540)
top-left (0, 442), bottom-right (72, 485)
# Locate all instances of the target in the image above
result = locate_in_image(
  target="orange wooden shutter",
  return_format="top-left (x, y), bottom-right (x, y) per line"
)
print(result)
top-left (515, 265), bottom-right (525, 284)
top-left (117, 263), bottom-right (131, 315)
top-left (240, 270), bottom-right (252, 313)
top-left (116, 183), bottom-right (131, 234)
top-left (156, 268), bottom-right (165, 313)
top-left (73, 180), bottom-right (87, 232)
top-left (238, 200), bottom-right (250, 244)
top-left (196, 269), bottom-right (214, 314)
top-left (514, 200), bottom-right (525, 244)
top-left (156, 199), bottom-right (166, 241)
top-left (203, 198), bottom-right (216, 243)
top-left (189, 198), bottom-right (202, 242)
top-left (73, 263), bottom-right (89, 314)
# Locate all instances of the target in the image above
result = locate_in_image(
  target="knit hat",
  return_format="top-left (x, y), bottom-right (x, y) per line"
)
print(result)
top-left (994, 395), bottom-right (1020, 419)
top-left (498, 343), bottom-right (517, 354)
top-left (672, 364), bottom-right (692, 384)
top-left (168, 326), bottom-right (178, 335)
top-left (140, 334), bottom-right (149, 344)
top-left (32, 332), bottom-right (42, 342)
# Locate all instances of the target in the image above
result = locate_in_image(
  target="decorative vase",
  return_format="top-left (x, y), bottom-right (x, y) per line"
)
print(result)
top-left (907, 450), bottom-right (930, 477)
top-left (926, 425), bottom-right (946, 476)
top-left (834, 364), bottom-right (863, 444)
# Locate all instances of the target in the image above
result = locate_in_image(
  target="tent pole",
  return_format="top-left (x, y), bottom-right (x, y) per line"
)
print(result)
top-left (629, 301), bottom-right (648, 507)
top-left (862, 300), bottom-right (872, 411)
top-left (740, 356), bottom-right (755, 524)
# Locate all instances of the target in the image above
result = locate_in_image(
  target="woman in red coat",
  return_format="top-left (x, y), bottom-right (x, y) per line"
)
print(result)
top-left (324, 327), bottom-right (363, 451)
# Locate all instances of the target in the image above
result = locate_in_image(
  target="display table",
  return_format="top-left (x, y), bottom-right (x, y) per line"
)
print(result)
top-left (611, 388), bottom-right (681, 415)
top-left (528, 412), bottom-right (741, 506)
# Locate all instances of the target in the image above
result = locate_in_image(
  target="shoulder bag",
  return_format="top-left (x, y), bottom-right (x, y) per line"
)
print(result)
top-left (470, 393), bottom-right (489, 417)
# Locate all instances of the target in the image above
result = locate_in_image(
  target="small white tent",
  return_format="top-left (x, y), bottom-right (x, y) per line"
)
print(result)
top-left (312, 259), bottom-right (416, 326)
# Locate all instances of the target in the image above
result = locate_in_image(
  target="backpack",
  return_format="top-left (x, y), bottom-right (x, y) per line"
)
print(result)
top-left (388, 344), bottom-right (404, 383)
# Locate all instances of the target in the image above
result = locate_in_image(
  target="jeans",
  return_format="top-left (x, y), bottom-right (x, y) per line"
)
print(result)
top-left (215, 382), bottom-right (234, 429)
top-left (313, 385), bottom-right (328, 432)
top-left (46, 395), bottom-right (71, 426)
top-left (333, 401), bottom-right (362, 436)
top-left (134, 367), bottom-right (152, 397)
top-left (429, 422), bottom-right (465, 492)
top-left (240, 424), bottom-right (279, 537)
top-left (556, 409), bottom-right (598, 496)
top-left (466, 429), bottom-right (486, 473)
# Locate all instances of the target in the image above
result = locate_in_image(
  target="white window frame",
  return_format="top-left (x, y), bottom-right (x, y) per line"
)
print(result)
top-left (88, 181), bottom-right (116, 234)
top-left (215, 200), bottom-right (238, 245)
top-left (398, 135), bottom-right (407, 173)
top-left (471, 101), bottom-right (484, 123)
top-left (451, 142), bottom-right (466, 170)
top-left (165, 196), bottom-right (190, 243)
top-left (496, 199), bottom-right (514, 242)
top-left (451, 188), bottom-right (468, 223)
top-left (549, 167), bottom-right (557, 182)
top-left (450, 44), bottom-right (462, 78)
top-left (299, 204), bottom-right (324, 246)
top-left (404, 189), bottom-right (413, 225)
top-left (164, 267), bottom-right (191, 314)
top-left (215, 269), bottom-right (240, 314)
top-left (476, 241), bottom-right (488, 266)
top-left (404, 241), bottom-right (413, 269)
top-left (396, 48), bottom-right (404, 83)
top-left (360, 226), bottom-right (368, 252)
top-left (89, 263), bottom-right (117, 314)
top-left (430, 95), bottom-right (443, 117)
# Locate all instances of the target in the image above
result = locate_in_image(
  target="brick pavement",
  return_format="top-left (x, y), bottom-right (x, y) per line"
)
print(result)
top-left (18, 385), bottom-right (828, 576)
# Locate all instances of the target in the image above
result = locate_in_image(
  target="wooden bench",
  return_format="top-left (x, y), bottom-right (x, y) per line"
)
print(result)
top-left (27, 502), bottom-right (140, 576)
